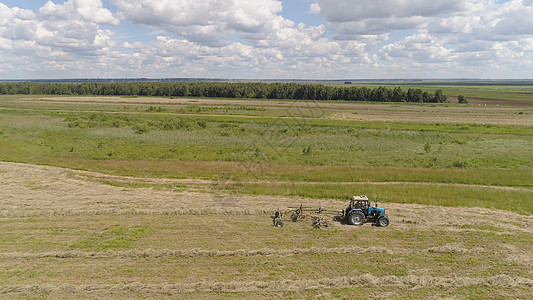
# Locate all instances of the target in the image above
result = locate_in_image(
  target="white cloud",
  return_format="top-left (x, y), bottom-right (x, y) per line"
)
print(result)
top-left (414, 0), bottom-right (533, 69)
top-left (309, 0), bottom-right (533, 77)
top-left (428, 0), bottom-right (533, 40)
top-left (0, 1), bottom-right (118, 52)
top-left (1, 0), bottom-right (532, 79)
top-left (112, 0), bottom-right (283, 45)
top-left (0, 1), bottom-right (120, 78)
top-left (380, 32), bottom-right (454, 63)
top-left (309, 2), bottom-right (321, 14)
top-left (122, 34), bottom-right (368, 78)
top-left (122, 41), bottom-right (144, 49)
top-left (108, 0), bottom-right (369, 74)
top-left (314, 0), bottom-right (465, 38)
top-left (523, 38), bottom-right (533, 51)
top-left (0, 0), bottom-right (371, 79)
top-left (74, 0), bottom-right (119, 26)
top-left (40, 0), bottom-right (118, 26)
top-left (317, 0), bottom-right (464, 21)
top-left (0, 36), bottom-right (12, 50)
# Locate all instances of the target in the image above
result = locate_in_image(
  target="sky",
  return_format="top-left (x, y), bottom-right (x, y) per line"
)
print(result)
top-left (0, 0), bottom-right (532, 79)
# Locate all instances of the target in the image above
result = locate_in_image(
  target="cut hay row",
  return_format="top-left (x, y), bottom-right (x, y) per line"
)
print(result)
top-left (1, 274), bottom-right (532, 295)
top-left (0, 246), bottom-right (397, 259)
top-left (0, 244), bottom-right (490, 260)
top-left (0, 208), bottom-right (272, 218)
top-left (427, 243), bottom-right (485, 254)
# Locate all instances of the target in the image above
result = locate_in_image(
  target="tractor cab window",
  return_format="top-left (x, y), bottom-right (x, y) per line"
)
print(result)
top-left (352, 200), bottom-right (369, 211)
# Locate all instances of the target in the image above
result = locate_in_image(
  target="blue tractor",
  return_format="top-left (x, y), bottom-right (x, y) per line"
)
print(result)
top-left (342, 195), bottom-right (389, 227)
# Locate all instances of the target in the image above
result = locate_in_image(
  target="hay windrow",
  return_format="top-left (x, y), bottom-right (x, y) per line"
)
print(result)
top-left (427, 243), bottom-right (485, 254)
top-left (1, 274), bottom-right (532, 295)
top-left (0, 246), bottom-right (396, 260)
top-left (0, 208), bottom-right (272, 218)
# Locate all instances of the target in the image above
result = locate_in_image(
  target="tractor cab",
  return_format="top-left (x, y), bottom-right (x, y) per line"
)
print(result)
top-left (350, 196), bottom-right (369, 210)
top-left (348, 195), bottom-right (370, 213)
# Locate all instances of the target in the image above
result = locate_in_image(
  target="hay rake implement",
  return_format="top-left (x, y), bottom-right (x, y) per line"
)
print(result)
top-left (271, 203), bottom-right (335, 229)
top-left (271, 196), bottom-right (390, 229)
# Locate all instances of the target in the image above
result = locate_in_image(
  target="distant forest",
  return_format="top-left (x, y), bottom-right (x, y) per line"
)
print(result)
top-left (0, 82), bottom-right (447, 103)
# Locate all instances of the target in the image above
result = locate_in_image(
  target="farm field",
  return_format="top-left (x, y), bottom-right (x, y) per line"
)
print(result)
top-left (1, 93), bottom-right (532, 298)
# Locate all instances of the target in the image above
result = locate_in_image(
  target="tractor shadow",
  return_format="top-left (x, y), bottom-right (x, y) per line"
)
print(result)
top-left (332, 215), bottom-right (379, 227)
top-left (333, 215), bottom-right (350, 225)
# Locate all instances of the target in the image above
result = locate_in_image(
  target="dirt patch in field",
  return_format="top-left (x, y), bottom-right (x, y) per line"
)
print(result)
top-left (0, 161), bottom-right (336, 218)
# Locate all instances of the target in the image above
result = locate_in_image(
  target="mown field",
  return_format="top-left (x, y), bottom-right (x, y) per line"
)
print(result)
top-left (0, 93), bottom-right (532, 299)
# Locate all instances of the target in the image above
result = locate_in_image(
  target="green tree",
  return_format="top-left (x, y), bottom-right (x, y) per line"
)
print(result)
top-left (392, 86), bottom-right (407, 102)
top-left (433, 89), bottom-right (447, 103)
top-left (458, 95), bottom-right (468, 104)
top-left (407, 88), bottom-right (423, 102)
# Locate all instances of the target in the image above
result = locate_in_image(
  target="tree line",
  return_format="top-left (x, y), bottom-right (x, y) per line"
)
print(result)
top-left (0, 82), bottom-right (447, 103)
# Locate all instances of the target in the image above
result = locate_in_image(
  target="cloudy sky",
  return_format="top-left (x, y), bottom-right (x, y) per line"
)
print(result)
top-left (0, 0), bottom-right (532, 79)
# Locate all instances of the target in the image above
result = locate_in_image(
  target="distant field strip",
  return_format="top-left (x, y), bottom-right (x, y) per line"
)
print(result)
top-left (0, 105), bottom-right (266, 119)
top-left (2, 275), bottom-right (532, 295)
top-left (73, 172), bottom-right (533, 192)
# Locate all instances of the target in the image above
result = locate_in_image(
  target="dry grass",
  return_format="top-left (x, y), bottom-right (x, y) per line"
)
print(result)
top-left (1, 274), bottom-right (532, 296)
top-left (1, 162), bottom-right (532, 298)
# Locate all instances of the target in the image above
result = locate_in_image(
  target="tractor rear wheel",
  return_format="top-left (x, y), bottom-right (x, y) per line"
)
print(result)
top-left (376, 216), bottom-right (390, 227)
top-left (348, 211), bottom-right (365, 226)
top-left (275, 220), bottom-right (284, 228)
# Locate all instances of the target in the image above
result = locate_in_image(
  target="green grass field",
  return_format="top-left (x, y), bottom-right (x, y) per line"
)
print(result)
top-left (0, 92), bottom-right (532, 298)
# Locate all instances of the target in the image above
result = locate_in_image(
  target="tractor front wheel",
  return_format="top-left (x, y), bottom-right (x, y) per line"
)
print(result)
top-left (376, 216), bottom-right (390, 227)
top-left (348, 211), bottom-right (365, 226)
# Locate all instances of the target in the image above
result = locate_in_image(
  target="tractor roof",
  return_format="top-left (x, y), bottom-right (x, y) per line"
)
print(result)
top-left (351, 195), bottom-right (369, 201)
